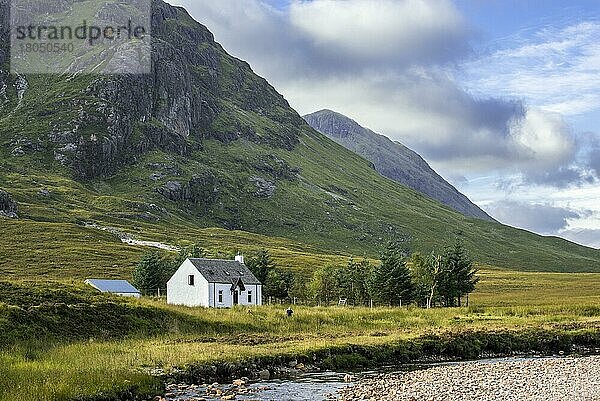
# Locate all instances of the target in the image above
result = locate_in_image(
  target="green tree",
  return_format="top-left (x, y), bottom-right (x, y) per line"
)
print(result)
top-left (410, 252), bottom-right (444, 309)
top-left (288, 275), bottom-right (309, 301)
top-left (337, 259), bottom-right (372, 305)
top-left (133, 251), bottom-right (166, 295)
top-left (439, 240), bottom-right (478, 306)
top-left (264, 268), bottom-right (294, 300)
top-left (409, 252), bottom-right (431, 306)
top-left (308, 265), bottom-right (341, 304)
top-left (246, 249), bottom-right (274, 284)
top-left (369, 242), bottom-right (415, 306)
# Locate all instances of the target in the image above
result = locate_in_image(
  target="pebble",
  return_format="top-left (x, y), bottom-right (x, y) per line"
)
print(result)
top-left (337, 356), bottom-right (600, 401)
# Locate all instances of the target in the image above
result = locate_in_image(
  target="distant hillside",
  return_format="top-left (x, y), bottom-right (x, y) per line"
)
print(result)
top-left (1, 0), bottom-right (600, 276)
top-left (304, 109), bottom-right (494, 222)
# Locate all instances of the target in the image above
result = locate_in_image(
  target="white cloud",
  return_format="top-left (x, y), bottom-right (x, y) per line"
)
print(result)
top-left (560, 229), bottom-right (600, 249)
top-left (167, 0), bottom-right (472, 81)
top-left (483, 199), bottom-right (600, 248)
top-left (289, 0), bottom-right (470, 66)
top-left (287, 70), bottom-right (583, 186)
top-left (464, 22), bottom-right (600, 117)
top-left (510, 109), bottom-right (574, 167)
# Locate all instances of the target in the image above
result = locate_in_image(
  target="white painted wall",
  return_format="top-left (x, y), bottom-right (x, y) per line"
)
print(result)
top-left (206, 283), bottom-right (263, 307)
top-left (167, 259), bottom-right (264, 308)
top-left (257, 285), bottom-right (262, 305)
top-left (167, 259), bottom-right (210, 307)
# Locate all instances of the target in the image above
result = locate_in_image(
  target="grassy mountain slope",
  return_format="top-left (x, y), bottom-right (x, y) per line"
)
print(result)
top-left (0, 0), bottom-right (599, 277)
top-left (304, 109), bottom-right (494, 221)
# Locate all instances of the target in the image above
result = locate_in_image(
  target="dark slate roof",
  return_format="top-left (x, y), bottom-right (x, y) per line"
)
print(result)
top-left (85, 279), bottom-right (141, 294)
top-left (231, 277), bottom-right (246, 292)
top-left (188, 258), bottom-right (261, 285)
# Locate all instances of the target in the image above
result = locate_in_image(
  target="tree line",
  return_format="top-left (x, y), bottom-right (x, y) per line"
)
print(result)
top-left (306, 240), bottom-right (478, 307)
top-left (132, 239), bottom-right (478, 308)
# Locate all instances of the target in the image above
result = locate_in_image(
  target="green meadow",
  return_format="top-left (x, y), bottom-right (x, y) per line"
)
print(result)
top-left (1, 266), bottom-right (600, 401)
top-left (1, 207), bottom-right (600, 401)
top-left (1, 196), bottom-right (600, 401)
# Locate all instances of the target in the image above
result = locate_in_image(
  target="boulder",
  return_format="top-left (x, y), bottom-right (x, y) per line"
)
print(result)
top-left (0, 189), bottom-right (17, 218)
top-left (249, 176), bottom-right (276, 198)
top-left (156, 181), bottom-right (185, 201)
top-left (258, 369), bottom-right (270, 380)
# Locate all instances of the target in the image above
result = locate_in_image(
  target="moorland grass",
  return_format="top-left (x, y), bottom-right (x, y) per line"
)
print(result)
top-left (2, 279), bottom-right (600, 401)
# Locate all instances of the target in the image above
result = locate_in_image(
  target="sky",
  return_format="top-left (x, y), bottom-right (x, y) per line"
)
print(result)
top-left (166, 0), bottom-right (600, 249)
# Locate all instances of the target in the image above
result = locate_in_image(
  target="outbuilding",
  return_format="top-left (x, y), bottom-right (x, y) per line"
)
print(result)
top-left (167, 255), bottom-right (262, 308)
top-left (85, 279), bottom-right (141, 298)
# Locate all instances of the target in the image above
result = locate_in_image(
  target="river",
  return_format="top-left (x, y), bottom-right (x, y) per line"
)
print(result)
top-left (165, 355), bottom-right (600, 401)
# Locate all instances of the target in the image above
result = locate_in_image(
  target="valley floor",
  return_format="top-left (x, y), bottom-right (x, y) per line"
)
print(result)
top-left (2, 271), bottom-right (600, 401)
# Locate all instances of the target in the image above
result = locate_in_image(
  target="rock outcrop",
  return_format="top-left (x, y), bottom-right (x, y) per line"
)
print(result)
top-left (249, 176), bottom-right (276, 198)
top-left (156, 172), bottom-right (220, 206)
top-left (0, 0), bottom-right (304, 179)
top-left (0, 189), bottom-right (18, 218)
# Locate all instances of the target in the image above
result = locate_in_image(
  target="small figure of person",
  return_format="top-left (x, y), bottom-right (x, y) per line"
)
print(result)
top-left (286, 306), bottom-right (294, 318)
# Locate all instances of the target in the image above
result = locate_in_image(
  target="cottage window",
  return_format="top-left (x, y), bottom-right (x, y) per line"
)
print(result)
top-left (248, 291), bottom-right (252, 303)
top-left (188, 275), bottom-right (195, 286)
top-left (218, 290), bottom-right (223, 303)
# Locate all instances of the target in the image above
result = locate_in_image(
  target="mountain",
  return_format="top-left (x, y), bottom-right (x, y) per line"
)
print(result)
top-left (1, 0), bottom-right (599, 275)
top-left (304, 110), bottom-right (494, 221)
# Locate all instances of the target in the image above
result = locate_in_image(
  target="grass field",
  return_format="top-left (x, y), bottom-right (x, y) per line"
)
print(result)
top-left (1, 212), bottom-right (599, 401)
top-left (1, 272), bottom-right (600, 401)
top-left (473, 268), bottom-right (600, 306)
top-left (0, 217), bottom-right (354, 279)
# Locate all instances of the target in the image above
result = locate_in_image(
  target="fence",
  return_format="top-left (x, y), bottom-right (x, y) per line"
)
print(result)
top-left (139, 291), bottom-right (469, 309)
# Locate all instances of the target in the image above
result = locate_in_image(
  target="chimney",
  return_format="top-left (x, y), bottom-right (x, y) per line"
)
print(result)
top-left (235, 253), bottom-right (244, 264)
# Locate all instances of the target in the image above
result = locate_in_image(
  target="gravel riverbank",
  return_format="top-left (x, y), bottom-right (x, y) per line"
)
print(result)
top-left (337, 356), bottom-right (600, 401)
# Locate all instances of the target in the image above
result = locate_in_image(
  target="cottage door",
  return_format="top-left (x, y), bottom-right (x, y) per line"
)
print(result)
top-left (233, 290), bottom-right (239, 305)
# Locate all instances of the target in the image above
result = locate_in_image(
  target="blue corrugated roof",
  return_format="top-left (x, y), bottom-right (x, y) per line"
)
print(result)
top-left (85, 279), bottom-right (141, 294)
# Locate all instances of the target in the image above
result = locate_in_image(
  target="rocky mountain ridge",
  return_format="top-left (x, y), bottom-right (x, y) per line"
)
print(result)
top-left (304, 109), bottom-right (494, 221)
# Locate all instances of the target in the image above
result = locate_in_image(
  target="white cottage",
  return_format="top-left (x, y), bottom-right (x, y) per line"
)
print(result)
top-left (167, 255), bottom-right (262, 308)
